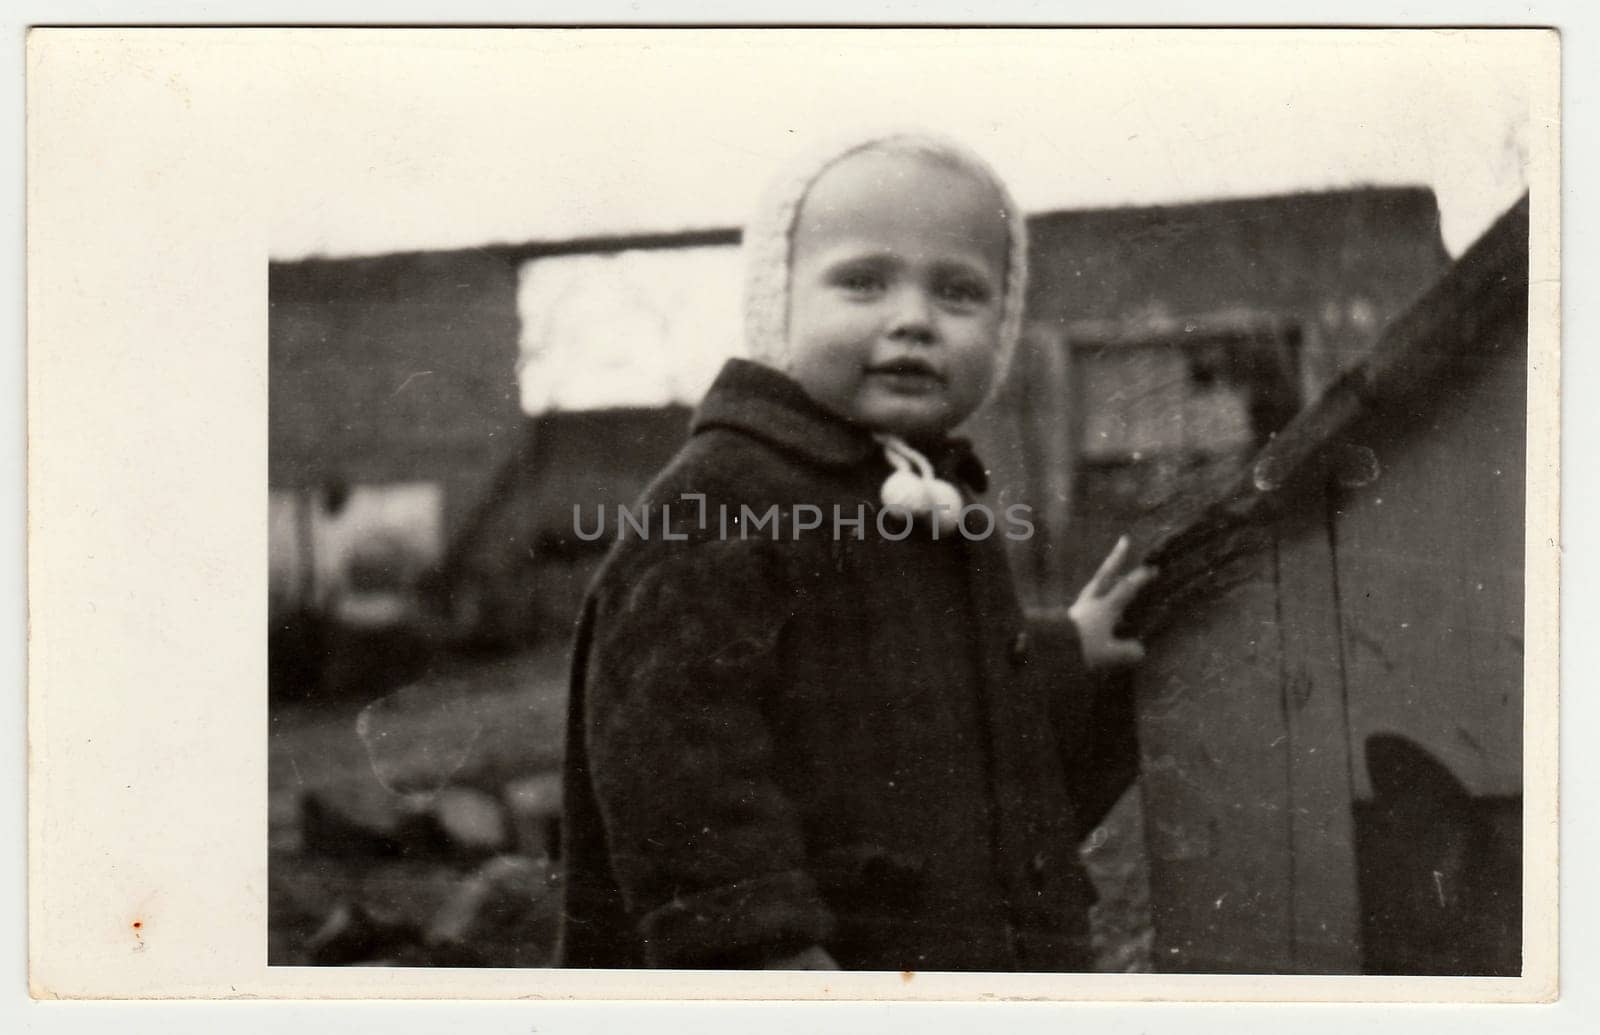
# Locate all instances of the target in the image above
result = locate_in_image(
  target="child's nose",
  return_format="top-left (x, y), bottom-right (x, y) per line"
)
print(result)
top-left (886, 286), bottom-right (936, 344)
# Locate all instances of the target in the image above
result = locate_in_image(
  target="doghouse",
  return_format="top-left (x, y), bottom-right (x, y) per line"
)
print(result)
top-left (1125, 194), bottom-right (1530, 974)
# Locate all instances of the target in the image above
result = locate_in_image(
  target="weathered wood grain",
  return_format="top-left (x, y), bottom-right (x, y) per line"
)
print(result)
top-left (1137, 543), bottom-right (1295, 973)
top-left (1126, 193), bottom-right (1527, 973)
top-left (1272, 499), bottom-right (1362, 972)
top-left (1330, 310), bottom-right (1527, 799)
top-left (1125, 194), bottom-right (1530, 635)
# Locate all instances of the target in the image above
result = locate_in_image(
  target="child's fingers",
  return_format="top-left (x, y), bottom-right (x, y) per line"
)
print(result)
top-left (1085, 535), bottom-right (1131, 597)
top-left (1106, 564), bottom-right (1158, 608)
top-left (1092, 636), bottom-right (1147, 668)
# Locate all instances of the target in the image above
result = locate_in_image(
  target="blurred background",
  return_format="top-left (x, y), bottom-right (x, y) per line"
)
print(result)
top-left (266, 30), bottom-right (1537, 971)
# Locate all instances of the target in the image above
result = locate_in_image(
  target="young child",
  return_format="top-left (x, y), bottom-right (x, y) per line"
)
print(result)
top-left (556, 131), bottom-right (1154, 972)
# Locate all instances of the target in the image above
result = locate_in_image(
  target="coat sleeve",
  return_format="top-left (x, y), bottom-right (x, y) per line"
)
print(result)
top-left (1024, 609), bottom-right (1140, 837)
top-left (583, 538), bottom-right (835, 967)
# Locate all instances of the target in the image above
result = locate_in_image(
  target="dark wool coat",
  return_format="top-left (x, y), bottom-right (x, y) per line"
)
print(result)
top-left (556, 359), bottom-right (1138, 971)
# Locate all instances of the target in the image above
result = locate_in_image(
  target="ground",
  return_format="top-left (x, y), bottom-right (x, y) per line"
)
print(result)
top-left (268, 643), bottom-right (1151, 970)
top-left (269, 647), bottom-right (570, 965)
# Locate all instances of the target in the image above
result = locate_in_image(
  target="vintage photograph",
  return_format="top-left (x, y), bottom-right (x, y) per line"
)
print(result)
top-left (253, 28), bottom-right (1550, 982)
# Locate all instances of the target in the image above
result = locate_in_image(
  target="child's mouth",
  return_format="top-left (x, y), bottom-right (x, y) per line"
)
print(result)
top-left (866, 359), bottom-right (946, 387)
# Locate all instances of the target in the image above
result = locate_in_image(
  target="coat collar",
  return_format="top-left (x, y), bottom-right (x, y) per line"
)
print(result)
top-left (691, 359), bottom-right (990, 493)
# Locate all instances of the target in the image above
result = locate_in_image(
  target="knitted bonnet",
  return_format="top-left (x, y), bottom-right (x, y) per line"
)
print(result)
top-left (740, 129), bottom-right (1030, 392)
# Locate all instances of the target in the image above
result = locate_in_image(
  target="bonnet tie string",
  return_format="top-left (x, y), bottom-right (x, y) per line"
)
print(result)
top-left (874, 433), bottom-right (964, 535)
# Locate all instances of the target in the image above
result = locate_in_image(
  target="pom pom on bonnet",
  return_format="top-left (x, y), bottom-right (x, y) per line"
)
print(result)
top-left (740, 129), bottom-right (1030, 392)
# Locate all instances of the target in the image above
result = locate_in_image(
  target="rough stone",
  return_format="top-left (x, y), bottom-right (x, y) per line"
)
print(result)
top-left (300, 781), bottom-right (512, 862)
top-left (503, 771), bottom-right (563, 860)
top-left (353, 677), bottom-right (494, 796)
top-left (424, 785), bottom-right (510, 857)
top-left (425, 854), bottom-right (561, 967)
top-left (299, 784), bottom-right (417, 859)
top-left (305, 901), bottom-right (423, 966)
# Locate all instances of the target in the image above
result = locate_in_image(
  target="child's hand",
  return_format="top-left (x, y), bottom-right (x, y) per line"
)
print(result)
top-left (1068, 535), bottom-right (1157, 670)
top-left (763, 944), bottom-right (842, 970)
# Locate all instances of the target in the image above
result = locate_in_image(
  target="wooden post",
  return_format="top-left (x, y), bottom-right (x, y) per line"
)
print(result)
top-left (1134, 486), bottom-right (1360, 973)
top-left (967, 322), bottom-right (1077, 608)
top-left (1271, 493), bottom-right (1362, 972)
top-left (1137, 538), bottom-right (1297, 972)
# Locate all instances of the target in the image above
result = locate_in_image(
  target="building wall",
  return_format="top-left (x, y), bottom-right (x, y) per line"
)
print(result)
top-left (440, 406), bottom-right (693, 646)
top-left (269, 251), bottom-right (524, 608)
top-left (1025, 187), bottom-right (1452, 400)
top-left (267, 188), bottom-right (1453, 623)
top-left (269, 250), bottom-right (524, 540)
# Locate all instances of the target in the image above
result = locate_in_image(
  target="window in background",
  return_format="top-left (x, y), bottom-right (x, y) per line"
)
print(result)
top-left (516, 245), bottom-right (743, 414)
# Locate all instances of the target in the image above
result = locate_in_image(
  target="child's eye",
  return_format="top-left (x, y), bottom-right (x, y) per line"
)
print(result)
top-left (936, 279), bottom-right (993, 307)
top-left (834, 270), bottom-right (886, 294)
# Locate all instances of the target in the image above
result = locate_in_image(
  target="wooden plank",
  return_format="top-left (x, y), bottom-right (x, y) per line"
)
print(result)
top-left (1014, 323), bottom-right (1077, 605)
top-left (1328, 315), bottom-right (1526, 975)
top-left (1136, 544), bottom-right (1295, 973)
top-left (1123, 195), bottom-right (1529, 636)
top-left (1137, 489), bottom-right (1362, 974)
top-left (1272, 495), bottom-right (1362, 972)
top-left (1331, 326), bottom-right (1526, 799)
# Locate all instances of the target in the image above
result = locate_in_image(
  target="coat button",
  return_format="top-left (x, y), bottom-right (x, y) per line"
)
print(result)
top-left (1009, 631), bottom-right (1029, 664)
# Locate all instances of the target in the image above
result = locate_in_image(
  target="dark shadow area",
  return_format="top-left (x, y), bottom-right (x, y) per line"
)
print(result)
top-left (1354, 733), bottom-right (1521, 976)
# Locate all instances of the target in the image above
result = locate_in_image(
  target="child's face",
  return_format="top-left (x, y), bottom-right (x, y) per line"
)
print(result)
top-left (785, 149), bottom-right (1009, 438)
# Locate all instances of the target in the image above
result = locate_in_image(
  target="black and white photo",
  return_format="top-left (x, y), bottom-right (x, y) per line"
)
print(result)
top-left (25, 25), bottom-right (1560, 1002)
